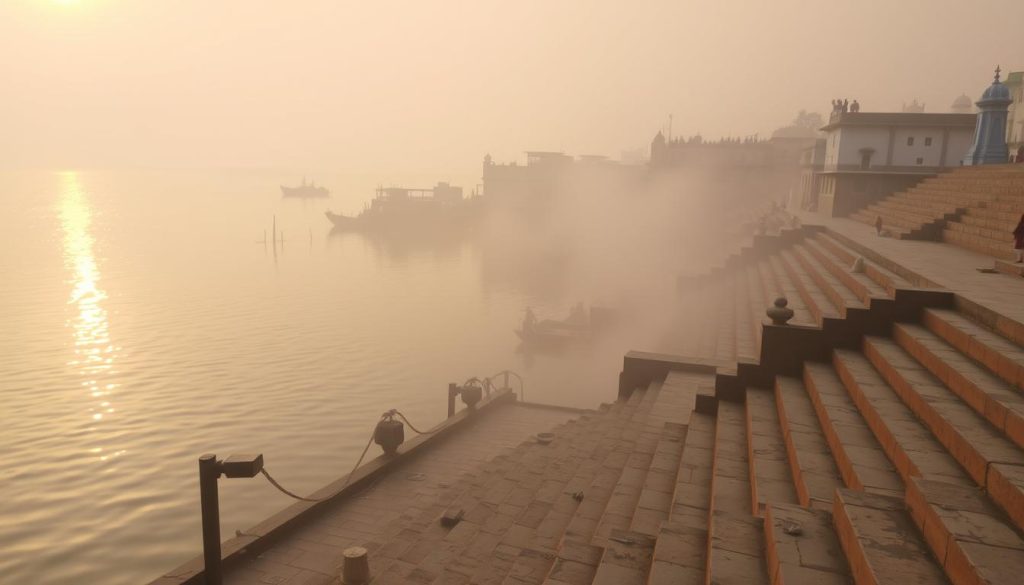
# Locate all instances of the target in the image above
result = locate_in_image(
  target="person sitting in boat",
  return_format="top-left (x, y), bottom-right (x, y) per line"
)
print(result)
top-left (523, 307), bottom-right (537, 335)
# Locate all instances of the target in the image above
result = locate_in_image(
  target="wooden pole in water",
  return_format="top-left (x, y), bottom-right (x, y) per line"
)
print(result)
top-left (273, 215), bottom-right (277, 244)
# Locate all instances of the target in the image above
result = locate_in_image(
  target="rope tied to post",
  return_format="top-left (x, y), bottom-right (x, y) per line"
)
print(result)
top-left (257, 408), bottom-right (436, 502)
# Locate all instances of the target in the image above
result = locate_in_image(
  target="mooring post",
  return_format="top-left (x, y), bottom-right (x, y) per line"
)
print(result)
top-left (447, 383), bottom-right (458, 418)
top-left (199, 454), bottom-right (223, 585)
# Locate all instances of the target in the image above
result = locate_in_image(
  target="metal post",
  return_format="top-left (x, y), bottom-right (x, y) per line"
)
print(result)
top-left (448, 383), bottom-right (458, 418)
top-left (199, 454), bottom-right (223, 585)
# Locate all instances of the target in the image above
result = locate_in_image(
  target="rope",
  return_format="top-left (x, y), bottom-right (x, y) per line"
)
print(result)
top-left (256, 396), bottom-right (501, 503)
top-left (259, 427), bottom-right (375, 502)
top-left (390, 409), bottom-right (437, 435)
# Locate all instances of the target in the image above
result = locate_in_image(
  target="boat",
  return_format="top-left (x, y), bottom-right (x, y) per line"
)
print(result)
top-left (281, 178), bottom-right (329, 198)
top-left (515, 304), bottom-right (590, 347)
top-left (325, 182), bottom-right (479, 231)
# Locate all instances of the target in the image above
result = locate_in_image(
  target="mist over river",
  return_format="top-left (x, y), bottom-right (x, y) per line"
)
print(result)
top-left (0, 169), bottom-right (709, 584)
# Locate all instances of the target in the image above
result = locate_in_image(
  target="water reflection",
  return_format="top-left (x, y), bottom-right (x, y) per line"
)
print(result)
top-left (57, 173), bottom-right (120, 459)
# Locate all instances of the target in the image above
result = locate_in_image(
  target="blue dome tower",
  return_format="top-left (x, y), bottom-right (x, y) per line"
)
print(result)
top-left (963, 67), bottom-right (1013, 165)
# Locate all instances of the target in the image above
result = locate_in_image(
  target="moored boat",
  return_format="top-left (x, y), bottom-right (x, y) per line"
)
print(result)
top-left (281, 178), bottom-right (329, 198)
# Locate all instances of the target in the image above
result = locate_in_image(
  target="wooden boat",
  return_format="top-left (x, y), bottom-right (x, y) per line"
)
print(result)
top-left (515, 305), bottom-right (590, 347)
top-left (281, 178), bottom-right (329, 198)
top-left (324, 210), bottom-right (357, 229)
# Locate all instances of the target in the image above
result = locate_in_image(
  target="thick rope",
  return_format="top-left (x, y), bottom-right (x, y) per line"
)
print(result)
top-left (259, 429), bottom-right (375, 502)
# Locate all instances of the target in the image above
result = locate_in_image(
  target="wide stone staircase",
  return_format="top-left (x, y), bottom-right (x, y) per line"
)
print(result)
top-left (332, 229), bottom-right (1024, 584)
top-left (670, 226), bottom-right (930, 365)
top-left (847, 167), bottom-right (1012, 239)
top-left (940, 169), bottom-right (1024, 261)
top-left (294, 214), bottom-right (1024, 585)
top-left (841, 164), bottom-right (1024, 269)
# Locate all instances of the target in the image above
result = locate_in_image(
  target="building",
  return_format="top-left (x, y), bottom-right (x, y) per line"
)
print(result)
top-left (950, 93), bottom-right (974, 114)
top-left (1005, 70), bottom-right (1023, 158)
top-left (815, 111), bottom-right (976, 216)
top-left (482, 151), bottom-right (643, 212)
top-left (795, 139), bottom-right (826, 211)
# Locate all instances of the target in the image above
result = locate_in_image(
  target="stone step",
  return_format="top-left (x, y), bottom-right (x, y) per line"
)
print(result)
top-left (746, 264), bottom-right (769, 352)
top-left (367, 407), bottom-right (615, 584)
top-left (982, 199), bottom-right (1024, 214)
top-left (705, 511), bottom-right (769, 585)
top-left (542, 540), bottom-right (603, 585)
top-left (708, 400), bottom-right (768, 585)
top-left (863, 203), bottom-right (948, 226)
top-left (788, 243), bottom-right (864, 319)
top-left (862, 336), bottom-right (1024, 531)
top-left (763, 503), bottom-right (851, 585)
top-left (814, 233), bottom-right (913, 294)
top-left (777, 248), bottom-right (841, 324)
top-left (960, 206), bottom-right (1023, 224)
top-left (766, 255), bottom-right (816, 326)
top-left (710, 401), bottom-right (753, 515)
top-left (832, 488), bottom-right (951, 585)
top-left (670, 409), bottom-right (716, 529)
top-left (945, 220), bottom-right (1015, 242)
top-left (802, 238), bottom-right (888, 305)
top-left (852, 209), bottom-right (926, 231)
top-left (560, 383), bottom-right (660, 551)
top-left (774, 376), bottom-right (844, 507)
top-left (802, 362), bottom-right (904, 497)
top-left (500, 386), bottom-right (656, 584)
top-left (746, 388), bottom-right (799, 515)
top-left (875, 197), bottom-right (963, 216)
top-left (646, 521), bottom-right (706, 584)
top-left (734, 269), bottom-right (758, 361)
top-left (941, 229), bottom-right (1015, 260)
top-left (831, 348), bottom-right (971, 487)
top-left (714, 271), bottom-right (738, 363)
top-left (588, 529), bottom-right (656, 585)
top-left (995, 258), bottom-right (1024, 277)
top-left (905, 476), bottom-right (1024, 585)
top-left (892, 322), bottom-right (1024, 450)
top-left (628, 422), bottom-right (688, 536)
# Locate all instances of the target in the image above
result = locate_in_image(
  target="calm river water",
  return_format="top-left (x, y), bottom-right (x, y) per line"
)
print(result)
top-left (0, 169), bottom-right (708, 584)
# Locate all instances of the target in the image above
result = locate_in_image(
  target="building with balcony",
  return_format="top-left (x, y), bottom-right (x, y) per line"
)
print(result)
top-left (815, 112), bottom-right (976, 216)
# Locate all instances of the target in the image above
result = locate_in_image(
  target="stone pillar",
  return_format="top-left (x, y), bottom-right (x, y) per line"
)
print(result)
top-left (964, 67), bottom-right (1013, 165)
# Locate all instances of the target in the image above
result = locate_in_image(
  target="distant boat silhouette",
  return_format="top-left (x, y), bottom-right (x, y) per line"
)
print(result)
top-left (325, 182), bottom-right (479, 231)
top-left (281, 177), bottom-right (329, 198)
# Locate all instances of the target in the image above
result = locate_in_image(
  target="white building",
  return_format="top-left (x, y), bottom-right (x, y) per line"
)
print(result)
top-left (816, 112), bottom-right (976, 216)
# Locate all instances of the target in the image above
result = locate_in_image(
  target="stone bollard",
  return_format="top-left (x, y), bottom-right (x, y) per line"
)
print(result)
top-left (342, 546), bottom-right (370, 584)
top-left (766, 297), bottom-right (794, 326)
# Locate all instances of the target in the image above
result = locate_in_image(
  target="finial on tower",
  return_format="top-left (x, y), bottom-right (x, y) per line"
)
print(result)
top-left (995, 66), bottom-right (1002, 83)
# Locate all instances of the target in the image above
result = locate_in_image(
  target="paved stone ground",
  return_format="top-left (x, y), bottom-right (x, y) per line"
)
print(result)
top-left (222, 403), bottom-right (574, 585)
top-left (797, 212), bottom-right (1024, 327)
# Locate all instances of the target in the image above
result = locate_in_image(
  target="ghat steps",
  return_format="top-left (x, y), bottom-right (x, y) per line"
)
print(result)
top-left (297, 229), bottom-right (1024, 585)
top-left (844, 165), bottom-right (1024, 269)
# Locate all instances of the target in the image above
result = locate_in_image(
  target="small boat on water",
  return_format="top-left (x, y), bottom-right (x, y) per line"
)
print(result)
top-left (515, 304), bottom-right (590, 347)
top-left (281, 178), bottom-right (329, 198)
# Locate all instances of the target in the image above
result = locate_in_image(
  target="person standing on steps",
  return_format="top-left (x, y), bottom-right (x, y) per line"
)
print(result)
top-left (876, 215), bottom-right (884, 236)
top-left (1013, 214), bottom-right (1024, 263)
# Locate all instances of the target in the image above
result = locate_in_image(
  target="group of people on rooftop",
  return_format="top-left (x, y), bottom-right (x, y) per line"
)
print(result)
top-left (831, 99), bottom-right (861, 113)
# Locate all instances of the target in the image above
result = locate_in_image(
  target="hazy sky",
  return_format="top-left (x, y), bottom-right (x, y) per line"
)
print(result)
top-left (2, 0), bottom-right (1021, 176)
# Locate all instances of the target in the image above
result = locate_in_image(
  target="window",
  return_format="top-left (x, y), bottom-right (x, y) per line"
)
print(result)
top-left (916, 157), bottom-right (924, 165)
top-left (924, 137), bottom-right (933, 146)
top-left (907, 137), bottom-right (915, 146)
